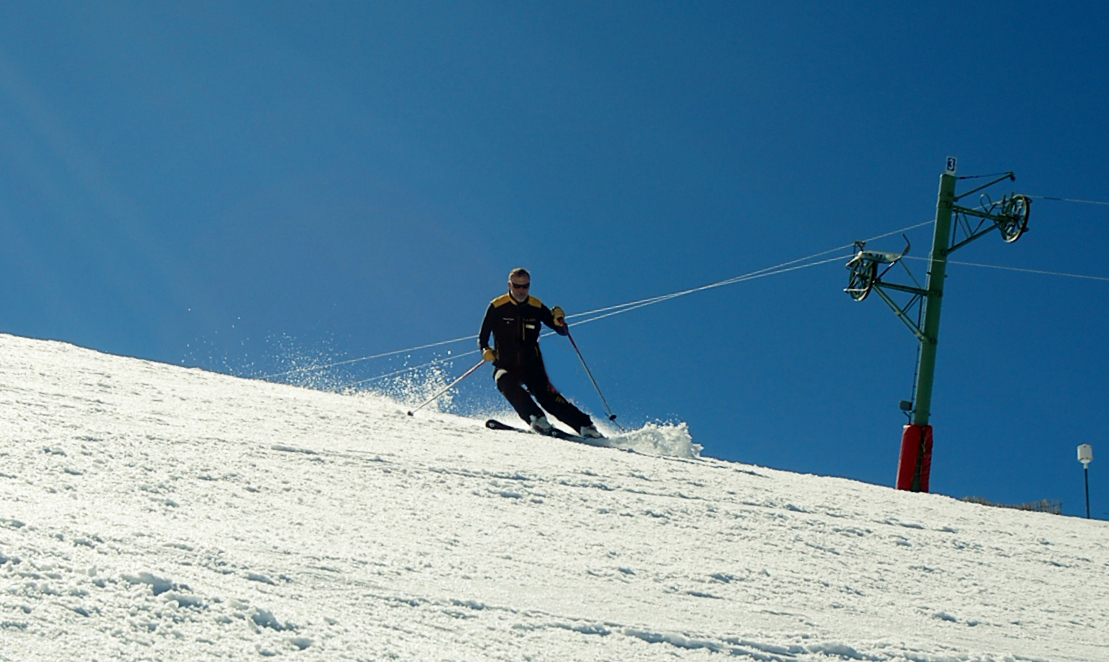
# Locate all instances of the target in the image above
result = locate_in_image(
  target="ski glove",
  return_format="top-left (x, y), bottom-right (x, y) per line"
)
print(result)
top-left (551, 306), bottom-right (566, 327)
top-left (481, 347), bottom-right (496, 362)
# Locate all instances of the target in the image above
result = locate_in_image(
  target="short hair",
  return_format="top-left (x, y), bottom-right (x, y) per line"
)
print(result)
top-left (508, 267), bottom-right (530, 281)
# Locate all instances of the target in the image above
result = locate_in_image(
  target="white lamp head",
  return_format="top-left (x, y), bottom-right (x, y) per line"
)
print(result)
top-left (1078, 444), bottom-right (1093, 467)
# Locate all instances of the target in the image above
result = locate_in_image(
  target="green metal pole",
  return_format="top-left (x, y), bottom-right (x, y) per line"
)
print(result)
top-left (912, 170), bottom-right (957, 427)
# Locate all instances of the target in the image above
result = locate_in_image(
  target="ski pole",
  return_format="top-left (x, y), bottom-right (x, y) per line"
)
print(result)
top-left (407, 358), bottom-right (486, 417)
top-left (564, 328), bottom-right (621, 428)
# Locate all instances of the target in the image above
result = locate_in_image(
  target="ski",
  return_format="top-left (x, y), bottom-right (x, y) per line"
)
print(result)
top-left (484, 419), bottom-right (609, 446)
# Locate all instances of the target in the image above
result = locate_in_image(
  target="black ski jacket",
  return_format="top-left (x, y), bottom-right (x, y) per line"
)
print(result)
top-left (478, 294), bottom-right (567, 372)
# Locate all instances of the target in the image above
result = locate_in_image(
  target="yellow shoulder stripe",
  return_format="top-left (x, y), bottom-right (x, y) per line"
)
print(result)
top-left (491, 294), bottom-right (545, 308)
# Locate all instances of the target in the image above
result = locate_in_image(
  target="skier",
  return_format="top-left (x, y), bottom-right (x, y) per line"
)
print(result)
top-left (479, 268), bottom-right (603, 439)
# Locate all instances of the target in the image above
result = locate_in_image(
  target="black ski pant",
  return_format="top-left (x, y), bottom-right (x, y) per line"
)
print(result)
top-left (494, 362), bottom-right (592, 432)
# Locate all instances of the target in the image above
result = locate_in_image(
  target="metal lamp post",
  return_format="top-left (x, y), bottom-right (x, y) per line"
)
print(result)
top-left (1078, 444), bottom-right (1093, 519)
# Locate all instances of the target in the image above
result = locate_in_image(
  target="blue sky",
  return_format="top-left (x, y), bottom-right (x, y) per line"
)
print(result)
top-left (2, 2), bottom-right (1107, 516)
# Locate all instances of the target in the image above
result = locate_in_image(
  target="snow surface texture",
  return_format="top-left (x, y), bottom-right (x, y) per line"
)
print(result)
top-left (0, 334), bottom-right (1106, 661)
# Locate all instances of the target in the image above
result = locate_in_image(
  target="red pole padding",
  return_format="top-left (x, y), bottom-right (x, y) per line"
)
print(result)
top-left (896, 424), bottom-right (933, 492)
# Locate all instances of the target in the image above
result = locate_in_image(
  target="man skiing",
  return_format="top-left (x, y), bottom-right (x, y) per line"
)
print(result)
top-left (479, 268), bottom-right (603, 439)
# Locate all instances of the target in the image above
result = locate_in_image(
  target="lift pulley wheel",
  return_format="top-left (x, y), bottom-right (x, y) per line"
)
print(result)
top-left (845, 252), bottom-right (878, 302)
top-left (845, 239), bottom-right (908, 302)
top-left (998, 194), bottom-right (1031, 243)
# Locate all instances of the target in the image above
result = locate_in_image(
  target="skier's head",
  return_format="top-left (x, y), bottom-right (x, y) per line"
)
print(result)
top-left (507, 267), bottom-right (531, 302)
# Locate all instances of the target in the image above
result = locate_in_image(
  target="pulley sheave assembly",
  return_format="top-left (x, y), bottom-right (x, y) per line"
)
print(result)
top-left (998, 193), bottom-right (1031, 243)
top-left (844, 239), bottom-right (910, 302)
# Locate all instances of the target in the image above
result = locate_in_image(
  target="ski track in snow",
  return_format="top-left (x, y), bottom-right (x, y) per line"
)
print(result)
top-left (0, 333), bottom-right (1107, 660)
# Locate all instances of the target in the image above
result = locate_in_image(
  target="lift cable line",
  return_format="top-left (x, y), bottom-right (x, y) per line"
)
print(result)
top-left (568, 254), bottom-right (851, 328)
top-left (1024, 194), bottom-right (1109, 207)
top-left (344, 352), bottom-right (481, 389)
top-left (265, 250), bottom-right (866, 388)
top-left (261, 221), bottom-right (936, 385)
top-left (567, 230), bottom-right (918, 318)
top-left (901, 255), bottom-right (1109, 283)
top-left (337, 250), bottom-right (847, 390)
top-left (258, 334), bottom-right (476, 380)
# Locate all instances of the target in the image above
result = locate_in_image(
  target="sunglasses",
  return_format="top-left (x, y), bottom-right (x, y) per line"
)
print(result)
top-left (510, 282), bottom-right (531, 290)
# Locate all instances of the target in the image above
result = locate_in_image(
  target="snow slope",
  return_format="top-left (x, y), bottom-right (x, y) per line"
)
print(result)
top-left (0, 333), bottom-right (1106, 661)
